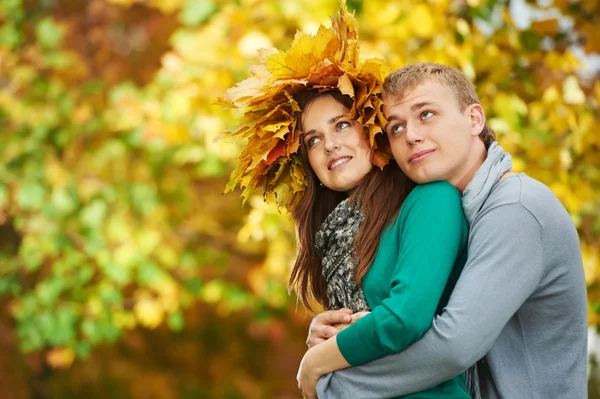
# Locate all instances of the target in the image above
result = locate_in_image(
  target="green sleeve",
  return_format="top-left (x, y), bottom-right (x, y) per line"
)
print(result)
top-left (336, 181), bottom-right (468, 366)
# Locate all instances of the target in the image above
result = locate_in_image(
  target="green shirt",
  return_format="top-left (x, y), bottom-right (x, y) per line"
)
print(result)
top-left (336, 181), bottom-right (470, 399)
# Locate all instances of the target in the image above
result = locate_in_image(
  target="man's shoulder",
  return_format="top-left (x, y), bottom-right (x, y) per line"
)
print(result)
top-left (483, 173), bottom-right (567, 223)
top-left (486, 173), bottom-right (552, 204)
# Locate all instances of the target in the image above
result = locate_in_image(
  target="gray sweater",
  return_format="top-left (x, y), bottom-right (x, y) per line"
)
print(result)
top-left (317, 172), bottom-right (588, 398)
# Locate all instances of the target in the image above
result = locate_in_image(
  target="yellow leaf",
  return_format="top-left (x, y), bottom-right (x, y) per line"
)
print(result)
top-left (237, 31), bottom-right (273, 57)
top-left (531, 19), bottom-right (559, 36)
top-left (201, 280), bottom-right (225, 304)
top-left (563, 76), bottom-right (585, 105)
top-left (134, 296), bottom-right (164, 329)
top-left (409, 4), bottom-right (435, 39)
top-left (337, 73), bottom-right (355, 97)
top-left (46, 347), bottom-right (75, 369)
top-left (582, 245), bottom-right (599, 286)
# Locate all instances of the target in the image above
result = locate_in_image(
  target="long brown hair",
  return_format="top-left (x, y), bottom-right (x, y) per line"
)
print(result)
top-left (288, 90), bottom-right (415, 310)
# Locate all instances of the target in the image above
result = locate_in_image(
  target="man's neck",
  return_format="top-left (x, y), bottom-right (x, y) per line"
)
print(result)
top-left (453, 149), bottom-right (487, 193)
top-left (499, 170), bottom-right (518, 181)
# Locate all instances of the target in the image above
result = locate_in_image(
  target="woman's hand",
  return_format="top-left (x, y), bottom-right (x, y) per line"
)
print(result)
top-left (297, 348), bottom-right (321, 399)
top-left (297, 335), bottom-right (353, 398)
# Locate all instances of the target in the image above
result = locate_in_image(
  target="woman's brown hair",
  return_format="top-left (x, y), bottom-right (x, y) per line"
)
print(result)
top-left (288, 90), bottom-right (415, 310)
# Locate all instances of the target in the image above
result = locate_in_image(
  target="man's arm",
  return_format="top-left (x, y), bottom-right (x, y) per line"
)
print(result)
top-left (317, 203), bottom-right (545, 398)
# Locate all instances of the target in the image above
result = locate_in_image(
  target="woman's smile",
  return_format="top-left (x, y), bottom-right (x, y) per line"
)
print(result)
top-left (328, 156), bottom-right (353, 170)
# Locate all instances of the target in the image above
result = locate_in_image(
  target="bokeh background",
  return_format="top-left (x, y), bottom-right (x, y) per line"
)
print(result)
top-left (1, 0), bottom-right (599, 398)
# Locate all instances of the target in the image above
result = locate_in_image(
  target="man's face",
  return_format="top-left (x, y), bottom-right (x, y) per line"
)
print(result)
top-left (383, 80), bottom-right (481, 186)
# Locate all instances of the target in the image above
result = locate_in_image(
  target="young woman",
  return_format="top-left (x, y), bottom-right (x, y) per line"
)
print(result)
top-left (291, 89), bottom-right (470, 399)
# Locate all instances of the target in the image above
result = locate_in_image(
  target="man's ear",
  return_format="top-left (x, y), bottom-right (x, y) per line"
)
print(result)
top-left (467, 104), bottom-right (485, 137)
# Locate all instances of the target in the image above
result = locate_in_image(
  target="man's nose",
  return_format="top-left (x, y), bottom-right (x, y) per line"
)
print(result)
top-left (405, 123), bottom-right (425, 146)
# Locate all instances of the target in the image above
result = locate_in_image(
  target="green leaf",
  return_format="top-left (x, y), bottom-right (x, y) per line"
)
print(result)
top-left (0, 22), bottom-right (21, 48)
top-left (129, 183), bottom-right (157, 215)
top-left (138, 262), bottom-right (163, 285)
top-left (82, 319), bottom-right (103, 344)
top-left (36, 276), bottom-right (66, 306)
top-left (183, 277), bottom-right (202, 294)
top-left (0, 184), bottom-right (8, 208)
top-left (75, 341), bottom-right (91, 359)
top-left (80, 200), bottom-right (108, 228)
top-left (17, 181), bottom-right (46, 210)
top-left (19, 237), bottom-right (45, 271)
top-left (36, 17), bottom-right (64, 49)
top-left (167, 311), bottom-right (184, 332)
top-left (98, 284), bottom-right (124, 306)
top-left (18, 321), bottom-right (44, 352)
top-left (102, 262), bottom-right (132, 286)
top-left (51, 188), bottom-right (77, 214)
top-left (179, 0), bottom-right (218, 27)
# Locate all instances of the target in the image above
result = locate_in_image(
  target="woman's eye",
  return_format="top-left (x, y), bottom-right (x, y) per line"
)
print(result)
top-left (389, 124), bottom-right (405, 135)
top-left (307, 136), bottom-right (321, 147)
top-left (421, 111), bottom-right (434, 120)
top-left (336, 121), bottom-right (350, 130)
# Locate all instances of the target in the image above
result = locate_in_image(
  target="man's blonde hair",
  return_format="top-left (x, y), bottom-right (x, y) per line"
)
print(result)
top-left (383, 62), bottom-right (496, 148)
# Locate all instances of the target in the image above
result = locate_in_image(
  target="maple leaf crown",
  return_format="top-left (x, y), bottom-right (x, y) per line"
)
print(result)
top-left (220, 2), bottom-right (390, 211)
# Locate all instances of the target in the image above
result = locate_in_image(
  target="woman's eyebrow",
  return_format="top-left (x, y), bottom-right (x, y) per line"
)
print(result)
top-left (303, 114), bottom-right (347, 136)
top-left (328, 114), bottom-right (347, 124)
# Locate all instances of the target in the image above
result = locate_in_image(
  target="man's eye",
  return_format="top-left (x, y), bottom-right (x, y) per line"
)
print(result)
top-left (421, 111), bottom-right (434, 120)
top-left (307, 136), bottom-right (321, 147)
top-left (336, 121), bottom-right (350, 130)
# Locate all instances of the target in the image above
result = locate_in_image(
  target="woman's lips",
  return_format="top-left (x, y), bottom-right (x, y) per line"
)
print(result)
top-left (328, 156), bottom-right (352, 170)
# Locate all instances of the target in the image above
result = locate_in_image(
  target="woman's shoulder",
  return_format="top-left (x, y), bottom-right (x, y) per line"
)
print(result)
top-left (408, 181), bottom-right (461, 202)
top-left (398, 181), bottom-right (467, 230)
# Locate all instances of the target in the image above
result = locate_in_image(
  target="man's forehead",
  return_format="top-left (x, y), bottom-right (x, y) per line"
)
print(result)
top-left (384, 92), bottom-right (427, 109)
top-left (383, 81), bottom-right (451, 114)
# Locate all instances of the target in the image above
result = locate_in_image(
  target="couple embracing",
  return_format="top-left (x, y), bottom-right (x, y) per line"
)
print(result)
top-left (223, 5), bottom-right (587, 399)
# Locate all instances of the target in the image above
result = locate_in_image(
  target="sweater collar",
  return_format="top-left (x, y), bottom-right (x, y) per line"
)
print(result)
top-left (461, 142), bottom-right (513, 225)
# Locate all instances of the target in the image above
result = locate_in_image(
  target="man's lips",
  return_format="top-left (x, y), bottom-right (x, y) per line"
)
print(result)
top-left (328, 156), bottom-right (352, 170)
top-left (409, 149), bottom-right (435, 163)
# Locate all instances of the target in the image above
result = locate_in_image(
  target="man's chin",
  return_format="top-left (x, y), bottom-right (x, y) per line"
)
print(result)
top-left (410, 174), bottom-right (443, 185)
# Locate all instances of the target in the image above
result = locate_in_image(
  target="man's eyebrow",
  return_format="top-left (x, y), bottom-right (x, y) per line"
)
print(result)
top-left (410, 101), bottom-right (437, 112)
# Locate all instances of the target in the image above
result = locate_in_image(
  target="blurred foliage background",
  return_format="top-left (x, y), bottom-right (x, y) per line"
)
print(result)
top-left (0, 0), bottom-right (599, 398)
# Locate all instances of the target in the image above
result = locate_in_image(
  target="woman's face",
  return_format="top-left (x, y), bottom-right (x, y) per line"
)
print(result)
top-left (302, 95), bottom-right (373, 193)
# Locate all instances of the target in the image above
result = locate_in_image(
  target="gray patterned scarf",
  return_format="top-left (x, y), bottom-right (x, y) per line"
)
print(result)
top-left (315, 198), bottom-right (369, 313)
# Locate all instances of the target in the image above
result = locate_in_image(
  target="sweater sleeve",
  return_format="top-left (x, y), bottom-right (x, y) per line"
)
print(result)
top-left (335, 181), bottom-right (468, 366)
top-left (317, 201), bottom-right (545, 398)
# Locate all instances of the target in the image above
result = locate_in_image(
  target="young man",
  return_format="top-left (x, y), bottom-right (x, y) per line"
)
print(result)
top-left (309, 63), bottom-right (588, 398)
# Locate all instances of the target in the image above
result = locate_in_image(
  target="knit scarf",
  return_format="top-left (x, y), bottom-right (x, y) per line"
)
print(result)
top-left (315, 198), bottom-right (369, 313)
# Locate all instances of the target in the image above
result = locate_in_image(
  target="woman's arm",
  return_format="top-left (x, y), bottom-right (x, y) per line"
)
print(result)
top-left (335, 182), bottom-right (468, 366)
top-left (298, 182), bottom-right (468, 396)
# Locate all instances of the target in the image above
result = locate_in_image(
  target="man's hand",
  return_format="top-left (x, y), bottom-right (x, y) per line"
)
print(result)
top-left (350, 310), bottom-right (370, 323)
top-left (306, 308), bottom-right (353, 349)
